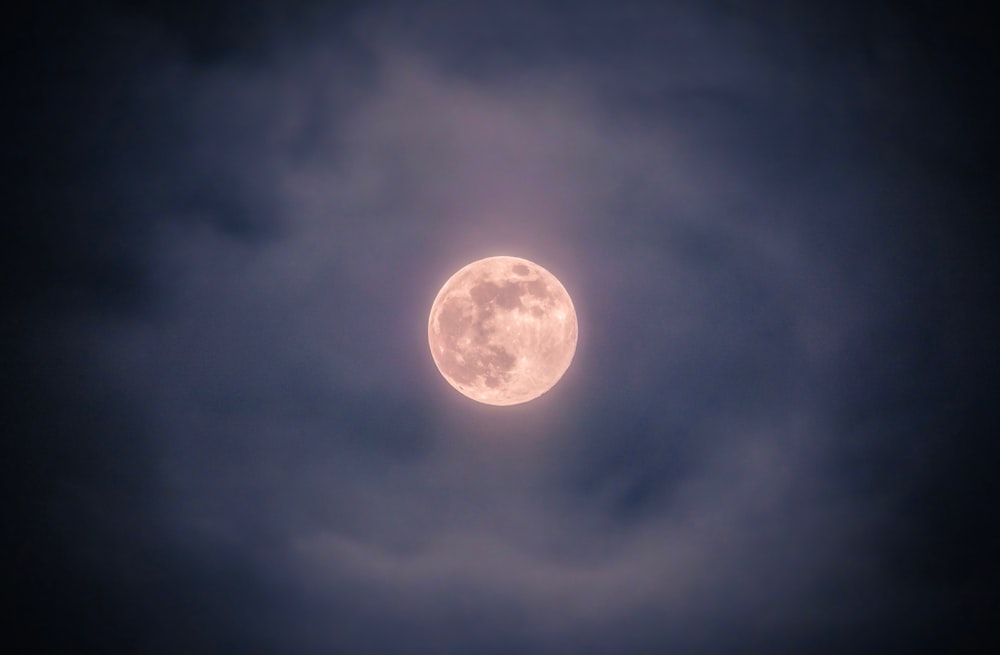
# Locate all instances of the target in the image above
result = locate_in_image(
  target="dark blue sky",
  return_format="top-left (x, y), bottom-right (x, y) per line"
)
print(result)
top-left (4, 1), bottom-right (998, 653)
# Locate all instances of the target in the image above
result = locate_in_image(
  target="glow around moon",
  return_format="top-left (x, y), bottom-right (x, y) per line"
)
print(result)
top-left (428, 256), bottom-right (578, 406)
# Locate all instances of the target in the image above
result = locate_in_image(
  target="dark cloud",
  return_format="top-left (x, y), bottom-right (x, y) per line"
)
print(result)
top-left (5, 1), bottom-right (997, 653)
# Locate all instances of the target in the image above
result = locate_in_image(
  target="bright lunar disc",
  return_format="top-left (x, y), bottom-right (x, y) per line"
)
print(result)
top-left (428, 256), bottom-right (578, 406)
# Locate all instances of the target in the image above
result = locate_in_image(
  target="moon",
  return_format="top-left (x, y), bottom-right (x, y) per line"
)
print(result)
top-left (428, 256), bottom-right (578, 406)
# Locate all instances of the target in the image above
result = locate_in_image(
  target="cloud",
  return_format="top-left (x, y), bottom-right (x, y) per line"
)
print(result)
top-left (14, 1), bottom-right (993, 653)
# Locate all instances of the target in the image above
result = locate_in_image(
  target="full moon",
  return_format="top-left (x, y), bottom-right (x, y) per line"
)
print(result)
top-left (428, 256), bottom-right (578, 406)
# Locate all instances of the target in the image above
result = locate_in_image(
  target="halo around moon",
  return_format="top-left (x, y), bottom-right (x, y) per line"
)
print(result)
top-left (428, 256), bottom-right (578, 406)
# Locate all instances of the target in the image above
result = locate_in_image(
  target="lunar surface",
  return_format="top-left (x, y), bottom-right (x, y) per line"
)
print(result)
top-left (428, 256), bottom-right (578, 406)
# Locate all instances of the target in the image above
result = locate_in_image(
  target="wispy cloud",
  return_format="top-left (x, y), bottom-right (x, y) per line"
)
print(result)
top-left (53, 1), bottom-right (980, 652)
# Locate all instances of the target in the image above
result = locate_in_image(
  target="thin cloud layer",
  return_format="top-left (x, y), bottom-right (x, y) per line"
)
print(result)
top-left (8, 1), bottom-right (995, 653)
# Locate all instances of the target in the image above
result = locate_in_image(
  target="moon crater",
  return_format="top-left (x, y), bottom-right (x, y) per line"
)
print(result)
top-left (428, 256), bottom-right (578, 406)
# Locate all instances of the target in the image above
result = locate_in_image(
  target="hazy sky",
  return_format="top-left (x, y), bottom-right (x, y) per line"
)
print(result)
top-left (5, 1), bottom-right (998, 653)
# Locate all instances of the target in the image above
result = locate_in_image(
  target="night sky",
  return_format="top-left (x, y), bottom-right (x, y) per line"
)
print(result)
top-left (4, 1), bottom-right (998, 653)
